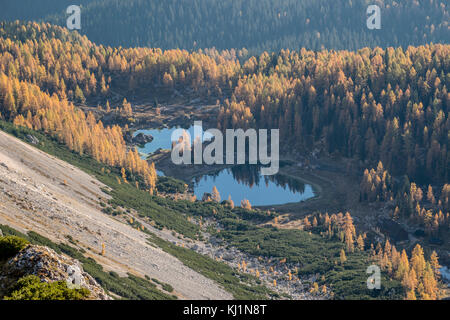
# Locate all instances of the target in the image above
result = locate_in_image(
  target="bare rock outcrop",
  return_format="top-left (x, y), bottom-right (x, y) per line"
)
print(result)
top-left (0, 245), bottom-right (111, 300)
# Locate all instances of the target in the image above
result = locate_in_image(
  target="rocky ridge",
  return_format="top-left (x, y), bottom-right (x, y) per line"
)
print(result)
top-left (0, 245), bottom-right (111, 300)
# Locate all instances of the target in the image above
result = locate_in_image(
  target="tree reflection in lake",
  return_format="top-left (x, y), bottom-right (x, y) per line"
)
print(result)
top-left (192, 165), bottom-right (314, 206)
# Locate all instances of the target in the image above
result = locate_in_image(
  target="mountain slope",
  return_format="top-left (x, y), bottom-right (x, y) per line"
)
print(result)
top-left (0, 129), bottom-right (232, 300)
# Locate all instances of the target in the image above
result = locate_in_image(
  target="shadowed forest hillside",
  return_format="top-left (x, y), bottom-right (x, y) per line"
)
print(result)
top-left (0, 0), bottom-right (448, 53)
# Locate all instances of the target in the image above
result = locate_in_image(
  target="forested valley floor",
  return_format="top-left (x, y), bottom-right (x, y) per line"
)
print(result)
top-left (0, 21), bottom-right (448, 300)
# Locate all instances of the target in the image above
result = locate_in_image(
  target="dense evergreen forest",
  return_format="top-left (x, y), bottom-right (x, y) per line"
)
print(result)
top-left (218, 45), bottom-right (450, 184)
top-left (0, 1), bottom-right (92, 23)
top-left (0, 0), bottom-right (448, 53)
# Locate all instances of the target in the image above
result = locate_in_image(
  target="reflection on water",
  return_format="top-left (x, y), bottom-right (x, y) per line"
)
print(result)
top-left (193, 165), bottom-right (314, 206)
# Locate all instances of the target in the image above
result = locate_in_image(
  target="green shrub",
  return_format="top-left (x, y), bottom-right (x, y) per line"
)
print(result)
top-left (162, 283), bottom-right (174, 293)
top-left (0, 236), bottom-right (29, 260)
top-left (4, 275), bottom-right (90, 300)
top-left (156, 176), bottom-right (187, 193)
